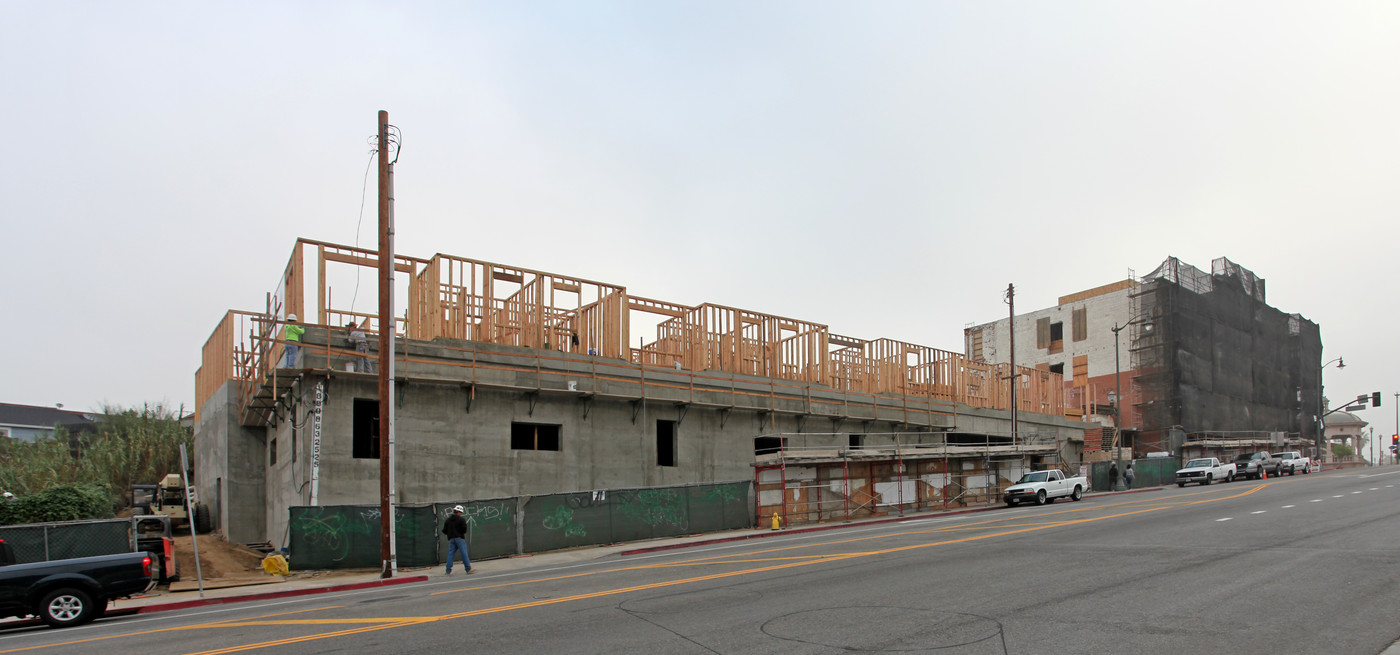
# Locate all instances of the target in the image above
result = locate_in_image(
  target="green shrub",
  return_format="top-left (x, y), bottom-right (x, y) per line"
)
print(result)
top-left (0, 403), bottom-right (191, 524)
top-left (0, 484), bottom-right (112, 525)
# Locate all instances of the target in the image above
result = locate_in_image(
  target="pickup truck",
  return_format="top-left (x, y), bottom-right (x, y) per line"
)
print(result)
top-left (1175, 457), bottom-right (1236, 486)
top-left (0, 538), bottom-right (155, 627)
top-left (1232, 451), bottom-right (1281, 480)
top-left (1273, 451), bottom-right (1313, 475)
top-left (1003, 470), bottom-right (1087, 507)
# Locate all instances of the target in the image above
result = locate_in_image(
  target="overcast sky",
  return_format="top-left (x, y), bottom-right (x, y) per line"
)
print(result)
top-left (2, 2), bottom-right (1396, 434)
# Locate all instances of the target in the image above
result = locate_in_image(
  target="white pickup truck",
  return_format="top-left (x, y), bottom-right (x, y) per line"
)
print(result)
top-left (1175, 457), bottom-right (1236, 486)
top-left (1003, 470), bottom-right (1087, 507)
top-left (1273, 451), bottom-right (1313, 475)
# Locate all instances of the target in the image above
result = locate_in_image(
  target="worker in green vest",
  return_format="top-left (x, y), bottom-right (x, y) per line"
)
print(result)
top-left (284, 314), bottom-right (305, 367)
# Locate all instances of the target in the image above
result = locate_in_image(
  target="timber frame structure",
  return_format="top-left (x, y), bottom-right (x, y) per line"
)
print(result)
top-left (196, 238), bottom-right (1067, 427)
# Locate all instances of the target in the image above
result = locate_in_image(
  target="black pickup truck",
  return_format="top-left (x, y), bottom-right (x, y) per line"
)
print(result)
top-left (0, 538), bottom-right (156, 627)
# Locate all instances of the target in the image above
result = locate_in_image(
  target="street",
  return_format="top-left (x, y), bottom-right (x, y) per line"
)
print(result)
top-left (4, 468), bottom-right (1399, 655)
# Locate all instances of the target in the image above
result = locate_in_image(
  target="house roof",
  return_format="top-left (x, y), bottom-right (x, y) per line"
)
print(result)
top-left (0, 403), bottom-right (101, 432)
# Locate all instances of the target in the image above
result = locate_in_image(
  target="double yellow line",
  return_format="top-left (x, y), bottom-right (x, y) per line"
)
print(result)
top-left (6, 483), bottom-right (1269, 654)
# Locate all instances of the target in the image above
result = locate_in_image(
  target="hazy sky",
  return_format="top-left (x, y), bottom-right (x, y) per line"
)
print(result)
top-left (2, 2), bottom-right (1396, 435)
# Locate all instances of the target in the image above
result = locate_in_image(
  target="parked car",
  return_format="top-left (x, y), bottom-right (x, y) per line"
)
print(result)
top-left (1003, 470), bottom-right (1087, 506)
top-left (0, 540), bottom-right (155, 628)
top-left (1232, 451), bottom-right (1281, 480)
top-left (1175, 457), bottom-right (1236, 486)
top-left (1273, 451), bottom-right (1312, 475)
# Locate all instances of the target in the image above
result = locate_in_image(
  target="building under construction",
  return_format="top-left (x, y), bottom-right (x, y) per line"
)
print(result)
top-left (964, 256), bottom-right (1322, 461)
top-left (194, 238), bottom-right (1091, 543)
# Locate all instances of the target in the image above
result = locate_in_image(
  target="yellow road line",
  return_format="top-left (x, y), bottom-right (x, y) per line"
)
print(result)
top-left (0, 606), bottom-right (344, 654)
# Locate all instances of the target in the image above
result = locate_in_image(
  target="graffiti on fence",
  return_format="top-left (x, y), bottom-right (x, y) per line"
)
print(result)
top-left (294, 508), bottom-right (371, 562)
top-left (698, 484), bottom-right (743, 503)
top-left (617, 488), bottom-right (685, 527)
top-left (541, 505), bottom-right (586, 537)
top-left (441, 502), bottom-right (512, 542)
top-left (566, 490), bottom-right (607, 509)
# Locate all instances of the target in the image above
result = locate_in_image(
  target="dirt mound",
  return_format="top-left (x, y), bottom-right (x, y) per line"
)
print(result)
top-left (172, 535), bottom-right (268, 579)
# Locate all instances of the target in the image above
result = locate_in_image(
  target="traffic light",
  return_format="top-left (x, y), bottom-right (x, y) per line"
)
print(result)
top-left (1372, 392), bottom-right (1382, 407)
top-left (1392, 434), bottom-right (1398, 447)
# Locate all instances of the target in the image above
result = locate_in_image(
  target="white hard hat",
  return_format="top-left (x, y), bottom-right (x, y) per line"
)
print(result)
top-left (288, 314), bottom-right (299, 321)
top-left (453, 505), bottom-right (464, 513)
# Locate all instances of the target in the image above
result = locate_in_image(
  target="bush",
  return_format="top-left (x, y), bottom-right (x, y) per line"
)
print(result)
top-left (0, 403), bottom-right (191, 523)
top-left (0, 484), bottom-right (113, 526)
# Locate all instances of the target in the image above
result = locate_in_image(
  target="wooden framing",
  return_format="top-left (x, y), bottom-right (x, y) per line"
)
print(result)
top-left (199, 238), bottom-right (1069, 420)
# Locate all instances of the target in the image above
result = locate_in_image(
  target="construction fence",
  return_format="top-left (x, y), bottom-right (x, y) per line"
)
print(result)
top-left (0, 518), bottom-right (137, 564)
top-left (287, 481), bottom-right (752, 570)
top-left (1087, 457), bottom-right (1180, 490)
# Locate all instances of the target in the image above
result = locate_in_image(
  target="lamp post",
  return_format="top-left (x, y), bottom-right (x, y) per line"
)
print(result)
top-left (1317, 357), bottom-right (1344, 464)
top-left (1111, 312), bottom-right (1153, 491)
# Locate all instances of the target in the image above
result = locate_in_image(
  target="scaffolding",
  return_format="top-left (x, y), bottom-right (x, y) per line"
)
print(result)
top-left (752, 432), bottom-right (1066, 527)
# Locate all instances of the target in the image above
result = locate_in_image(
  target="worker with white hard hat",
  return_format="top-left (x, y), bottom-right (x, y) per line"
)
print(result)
top-left (283, 313), bottom-right (305, 368)
top-left (442, 505), bottom-right (474, 574)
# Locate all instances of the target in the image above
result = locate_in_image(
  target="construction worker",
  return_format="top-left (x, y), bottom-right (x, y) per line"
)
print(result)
top-left (284, 314), bottom-right (305, 367)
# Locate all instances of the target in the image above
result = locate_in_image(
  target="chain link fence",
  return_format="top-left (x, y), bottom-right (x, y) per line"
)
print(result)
top-left (0, 518), bottom-right (137, 564)
top-left (288, 481), bottom-right (753, 570)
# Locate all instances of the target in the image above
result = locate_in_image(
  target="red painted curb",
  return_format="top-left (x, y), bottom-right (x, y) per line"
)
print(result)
top-left (131, 574), bottom-right (430, 614)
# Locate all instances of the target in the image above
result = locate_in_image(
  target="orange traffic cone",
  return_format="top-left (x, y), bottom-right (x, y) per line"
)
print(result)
top-left (1261, 468), bottom-right (1267, 480)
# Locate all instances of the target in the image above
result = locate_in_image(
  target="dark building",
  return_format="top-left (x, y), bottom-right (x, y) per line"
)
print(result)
top-left (1130, 257), bottom-right (1322, 452)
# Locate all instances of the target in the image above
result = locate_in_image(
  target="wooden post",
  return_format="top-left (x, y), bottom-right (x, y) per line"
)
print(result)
top-left (376, 110), bottom-right (396, 578)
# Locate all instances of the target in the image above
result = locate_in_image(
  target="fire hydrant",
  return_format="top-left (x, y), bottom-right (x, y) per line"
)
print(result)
top-left (770, 512), bottom-right (782, 531)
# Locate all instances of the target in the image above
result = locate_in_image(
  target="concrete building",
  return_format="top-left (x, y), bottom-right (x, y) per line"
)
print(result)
top-left (195, 239), bottom-right (1090, 545)
top-left (965, 257), bottom-right (1322, 459)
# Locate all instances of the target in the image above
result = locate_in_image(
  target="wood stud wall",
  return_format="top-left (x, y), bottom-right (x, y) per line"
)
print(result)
top-left (197, 238), bottom-right (1069, 418)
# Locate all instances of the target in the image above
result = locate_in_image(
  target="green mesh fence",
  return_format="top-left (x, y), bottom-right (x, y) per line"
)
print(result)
top-left (435, 498), bottom-right (517, 565)
top-left (1091, 457), bottom-right (1181, 490)
top-left (289, 481), bottom-right (752, 570)
top-left (0, 519), bottom-right (135, 564)
top-left (287, 505), bottom-right (438, 570)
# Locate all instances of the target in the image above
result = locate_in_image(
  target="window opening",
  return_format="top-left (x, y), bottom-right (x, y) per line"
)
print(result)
top-left (353, 398), bottom-right (380, 459)
top-left (512, 422), bottom-right (561, 451)
top-left (656, 420), bottom-right (677, 467)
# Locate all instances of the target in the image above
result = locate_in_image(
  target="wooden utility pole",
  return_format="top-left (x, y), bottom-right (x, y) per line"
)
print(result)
top-left (376, 110), bottom-right (397, 578)
top-left (1006, 283), bottom-right (1018, 444)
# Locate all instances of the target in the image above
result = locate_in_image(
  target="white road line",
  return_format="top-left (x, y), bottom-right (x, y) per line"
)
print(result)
top-left (1369, 488), bottom-right (1379, 491)
top-left (1251, 511), bottom-right (1267, 515)
top-left (1310, 499), bottom-right (1323, 503)
top-left (1333, 495), bottom-right (1345, 498)
top-left (1217, 518), bottom-right (1233, 522)
top-left (1352, 491), bottom-right (1363, 495)
top-left (1282, 505), bottom-right (1295, 508)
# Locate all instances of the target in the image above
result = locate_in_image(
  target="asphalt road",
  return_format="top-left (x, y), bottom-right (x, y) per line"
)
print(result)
top-left (5, 468), bottom-right (1399, 655)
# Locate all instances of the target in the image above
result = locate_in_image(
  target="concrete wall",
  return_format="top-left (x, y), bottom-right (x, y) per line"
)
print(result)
top-left (193, 381), bottom-right (268, 544)
top-left (204, 333), bottom-right (1092, 549)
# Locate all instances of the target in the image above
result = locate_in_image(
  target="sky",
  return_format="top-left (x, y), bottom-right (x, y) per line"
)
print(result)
top-left (2, 2), bottom-right (1397, 438)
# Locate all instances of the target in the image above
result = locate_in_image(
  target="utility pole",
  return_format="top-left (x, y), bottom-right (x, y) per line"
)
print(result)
top-left (1005, 284), bottom-right (1017, 444)
top-left (376, 110), bottom-right (397, 578)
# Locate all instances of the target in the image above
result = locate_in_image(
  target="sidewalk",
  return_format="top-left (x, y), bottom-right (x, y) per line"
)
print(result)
top-left (2, 486), bottom-right (1163, 629)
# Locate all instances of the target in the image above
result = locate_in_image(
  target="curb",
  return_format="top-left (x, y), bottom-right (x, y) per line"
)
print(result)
top-left (619, 489), bottom-right (1158, 556)
top-left (0, 575), bottom-right (430, 631)
top-left (130, 574), bottom-right (431, 614)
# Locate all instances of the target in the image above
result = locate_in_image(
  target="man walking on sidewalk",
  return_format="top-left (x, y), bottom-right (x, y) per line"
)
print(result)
top-left (443, 505), bottom-right (474, 575)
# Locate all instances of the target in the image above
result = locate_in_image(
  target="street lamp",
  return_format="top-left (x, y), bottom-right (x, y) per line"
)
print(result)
top-left (1111, 312), bottom-right (1154, 491)
top-left (1317, 357), bottom-right (1344, 463)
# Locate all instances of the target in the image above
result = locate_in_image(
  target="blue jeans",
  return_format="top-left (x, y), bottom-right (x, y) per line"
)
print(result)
top-left (446, 537), bottom-right (470, 573)
top-left (1125, 478), bottom-right (1134, 490)
top-left (284, 343), bottom-right (299, 367)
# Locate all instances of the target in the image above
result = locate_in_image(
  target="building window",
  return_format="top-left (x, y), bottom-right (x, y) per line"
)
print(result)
top-left (269, 434), bottom-right (277, 466)
top-left (1048, 321), bottom-right (1064, 354)
top-left (656, 420), bottom-right (677, 467)
top-left (1072, 307), bottom-right (1087, 342)
top-left (353, 398), bottom-right (380, 459)
top-left (512, 422), bottom-right (561, 451)
top-left (849, 434), bottom-right (864, 449)
top-left (1049, 363), bottom-right (1064, 377)
top-left (754, 435), bottom-right (784, 456)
